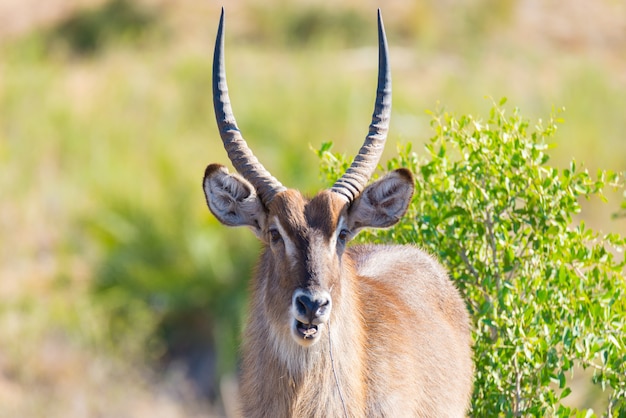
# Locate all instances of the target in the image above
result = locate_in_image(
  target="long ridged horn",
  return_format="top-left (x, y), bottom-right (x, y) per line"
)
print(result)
top-left (331, 9), bottom-right (391, 203)
top-left (213, 8), bottom-right (286, 205)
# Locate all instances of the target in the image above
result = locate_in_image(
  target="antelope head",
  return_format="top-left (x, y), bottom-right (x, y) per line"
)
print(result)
top-left (203, 9), bottom-right (414, 348)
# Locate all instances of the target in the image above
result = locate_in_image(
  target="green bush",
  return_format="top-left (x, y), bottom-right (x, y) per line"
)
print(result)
top-left (47, 0), bottom-right (158, 56)
top-left (84, 193), bottom-right (257, 382)
top-left (318, 100), bottom-right (626, 416)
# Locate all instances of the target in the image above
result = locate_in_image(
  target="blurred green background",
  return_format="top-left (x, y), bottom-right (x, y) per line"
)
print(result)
top-left (1, 0), bottom-right (624, 415)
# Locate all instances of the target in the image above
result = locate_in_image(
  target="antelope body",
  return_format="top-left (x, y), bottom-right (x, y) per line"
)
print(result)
top-left (203, 9), bottom-right (474, 417)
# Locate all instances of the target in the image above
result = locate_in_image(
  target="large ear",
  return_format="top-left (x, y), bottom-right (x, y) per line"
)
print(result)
top-left (346, 168), bottom-right (414, 234)
top-left (203, 164), bottom-right (267, 237)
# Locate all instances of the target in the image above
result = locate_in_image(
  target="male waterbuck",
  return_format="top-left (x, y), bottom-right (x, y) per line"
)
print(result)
top-left (203, 9), bottom-right (474, 417)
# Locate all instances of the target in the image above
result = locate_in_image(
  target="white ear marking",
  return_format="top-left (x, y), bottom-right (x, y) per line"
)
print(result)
top-left (203, 164), bottom-right (266, 236)
top-left (347, 169), bottom-right (414, 234)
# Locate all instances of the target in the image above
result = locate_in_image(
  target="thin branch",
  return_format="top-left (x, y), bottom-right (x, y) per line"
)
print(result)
top-left (506, 234), bottom-right (533, 282)
top-left (513, 354), bottom-right (523, 417)
top-left (484, 205), bottom-right (501, 292)
top-left (459, 247), bottom-right (481, 282)
top-left (327, 320), bottom-right (348, 418)
top-left (459, 247), bottom-right (492, 311)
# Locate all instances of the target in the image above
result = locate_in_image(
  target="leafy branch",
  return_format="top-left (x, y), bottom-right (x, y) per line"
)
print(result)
top-left (318, 99), bottom-right (626, 417)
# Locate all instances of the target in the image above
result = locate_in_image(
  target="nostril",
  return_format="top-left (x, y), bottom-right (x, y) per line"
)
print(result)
top-left (295, 295), bottom-right (311, 317)
top-left (316, 299), bottom-right (330, 317)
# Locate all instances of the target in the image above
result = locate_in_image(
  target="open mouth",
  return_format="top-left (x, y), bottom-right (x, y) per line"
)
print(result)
top-left (295, 320), bottom-right (319, 339)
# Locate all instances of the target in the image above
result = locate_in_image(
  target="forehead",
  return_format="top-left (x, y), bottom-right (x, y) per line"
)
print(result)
top-left (269, 190), bottom-right (346, 237)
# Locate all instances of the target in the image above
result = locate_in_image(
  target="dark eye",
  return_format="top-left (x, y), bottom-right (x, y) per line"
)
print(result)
top-left (337, 229), bottom-right (349, 245)
top-left (269, 228), bottom-right (282, 244)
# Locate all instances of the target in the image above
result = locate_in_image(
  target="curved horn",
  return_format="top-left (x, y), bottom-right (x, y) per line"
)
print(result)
top-left (331, 9), bottom-right (391, 203)
top-left (213, 8), bottom-right (286, 204)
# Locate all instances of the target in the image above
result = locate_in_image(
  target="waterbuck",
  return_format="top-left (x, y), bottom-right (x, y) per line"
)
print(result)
top-left (203, 9), bottom-right (474, 417)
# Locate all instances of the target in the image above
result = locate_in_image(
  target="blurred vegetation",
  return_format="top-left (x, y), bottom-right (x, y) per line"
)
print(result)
top-left (46, 0), bottom-right (158, 56)
top-left (244, 5), bottom-right (371, 48)
top-left (1, 0), bottom-right (625, 415)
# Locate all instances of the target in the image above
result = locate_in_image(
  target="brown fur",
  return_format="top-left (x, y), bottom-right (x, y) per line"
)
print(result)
top-left (203, 168), bottom-right (473, 417)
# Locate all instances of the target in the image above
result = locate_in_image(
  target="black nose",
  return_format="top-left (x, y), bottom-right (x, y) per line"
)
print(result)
top-left (295, 293), bottom-right (330, 324)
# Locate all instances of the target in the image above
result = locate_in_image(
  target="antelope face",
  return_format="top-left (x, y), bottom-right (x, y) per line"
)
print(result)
top-left (202, 8), bottom-right (413, 348)
top-left (204, 168), bottom-right (414, 347)
top-left (264, 190), bottom-right (347, 346)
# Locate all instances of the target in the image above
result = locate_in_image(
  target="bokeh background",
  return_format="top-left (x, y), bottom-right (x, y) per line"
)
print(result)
top-left (1, 0), bottom-right (625, 416)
